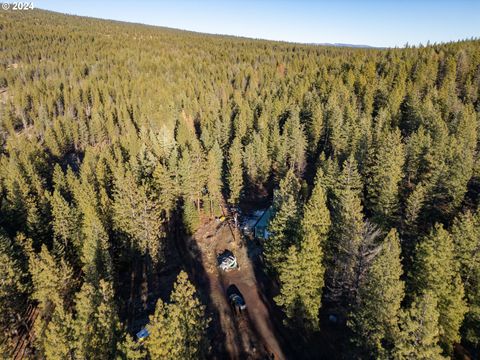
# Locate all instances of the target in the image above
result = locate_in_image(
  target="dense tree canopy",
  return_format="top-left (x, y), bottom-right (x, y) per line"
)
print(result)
top-left (1, 9), bottom-right (479, 359)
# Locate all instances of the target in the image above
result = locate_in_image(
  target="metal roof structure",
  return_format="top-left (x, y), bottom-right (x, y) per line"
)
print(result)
top-left (254, 206), bottom-right (273, 239)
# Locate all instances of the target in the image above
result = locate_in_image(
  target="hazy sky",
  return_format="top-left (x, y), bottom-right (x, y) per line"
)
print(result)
top-left (35, 0), bottom-right (479, 47)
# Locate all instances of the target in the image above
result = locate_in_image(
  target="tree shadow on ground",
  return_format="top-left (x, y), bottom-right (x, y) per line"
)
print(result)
top-left (173, 212), bottom-right (232, 359)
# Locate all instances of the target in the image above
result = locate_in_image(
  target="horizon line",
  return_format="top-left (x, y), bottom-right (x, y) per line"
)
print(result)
top-left (34, 8), bottom-right (479, 50)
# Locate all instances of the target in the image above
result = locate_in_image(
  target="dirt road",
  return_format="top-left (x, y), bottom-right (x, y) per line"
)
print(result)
top-left (189, 219), bottom-right (286, 360)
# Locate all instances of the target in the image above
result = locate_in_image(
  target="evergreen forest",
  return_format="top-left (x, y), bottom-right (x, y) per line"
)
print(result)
top-left (1, 9), bottom-right (480, 360)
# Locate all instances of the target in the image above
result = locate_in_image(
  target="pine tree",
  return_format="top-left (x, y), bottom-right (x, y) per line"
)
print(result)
top-left (113, 169), bottom-right (164, 263)
top-left (243, 131), bottom-right (271, 188)
top-left (334, 155), bottom-right (363, 197)
top-left (394, 291), bottom-right (445, 360)
top-left (73, 282), bottom-right (97, 359)
top-left (227, 136), bottom-right (244, 205)
top-left (326, 155), bottom-right (365, 309)
top-left (168, 271), bottom-right (209, 358)
top-left (303, 97), bottom-right (324, 156)
top-left (44, 307), bottom-right (75, 360)
top-left (0, 233), bottom-right (29, 353)
top-left (404, 182), bottom-right (427, 231)
top-left (146, 271), bottom-right (209, 360)
top-left (350, 229), bottom-right (405, 358)
top-left (270, 120), bottom-right (289, 180)
top-left (324, 94), bottom-right (347, 159)
top-left (275, 246), bottom-right (304, 326)
top-left (451, 210), bottom-right (480, 347)
top-left (117, 333), bottom-right (146, 360)
top-left (442, 105), bottom-right (477, 214)
top-left (275, 167), bottom-right (331, 330)
top-left (152, 161), bottom-right (178, 220)
top-left (74, 280), bottom-right (121, 360)
top-left (282, 108), bottom-right (307, 175)
top-left (183, 199), bottom-right (200, 234)
top-left (95, 280), bottom-right (123, 359)
top-left (232, 105), bottom-right (248, 141)
top-left (49, 189), bottom-right (81, 260)
top-left (81, 205), bottom-right (113, 282)
top-left (403, 126), bottom-right (431, 188)
top-left (205, 141), bottom-right (223, 217)
top-left (178, 146), bottom-right (206, 213)
top-left (264, 168), bottom-right (302, 273)
top-left (26, 243), bottom-right (76, 354)
top-left (366, 128), bottom-right (405, 226)
top-left (68, 175), bottom-right (113, 281)
top-left (301, 168), bottom-right (331, 245)
top-left (28, 244), bottom-right (75, 314)
top-left (412, 224), bottom-right (467, 352)
top-left (51, 163), bottom-right (68, 195)
top-left (318, 154), bottom-right (340, 197)
top-left (399, 92), bottom-right (423, 136)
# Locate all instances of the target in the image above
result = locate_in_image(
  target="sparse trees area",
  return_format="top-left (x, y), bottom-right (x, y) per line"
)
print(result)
top-left (1, 9), bottom-right (480, 359)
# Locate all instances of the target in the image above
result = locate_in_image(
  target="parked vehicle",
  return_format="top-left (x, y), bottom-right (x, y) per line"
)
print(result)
top-left (217, 250), bottom-right (238, 271)
top-left (227, 284), bottom-right (247, 311)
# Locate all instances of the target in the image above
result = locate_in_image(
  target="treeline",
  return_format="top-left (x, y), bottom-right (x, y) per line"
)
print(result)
top-left (0, 9), bottom-right (479, 359)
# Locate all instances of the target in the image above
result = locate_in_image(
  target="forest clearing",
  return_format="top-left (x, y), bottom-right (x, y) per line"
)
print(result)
top-left (186, 213), bottom-right (286, 359)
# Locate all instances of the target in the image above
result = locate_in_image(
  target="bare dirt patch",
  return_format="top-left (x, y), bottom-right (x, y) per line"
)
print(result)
top-left (188, 219), bottom-right (286, 359)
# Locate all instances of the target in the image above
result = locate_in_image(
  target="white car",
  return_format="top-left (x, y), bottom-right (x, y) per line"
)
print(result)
top-left (217, 250), bottom-right (238, 271)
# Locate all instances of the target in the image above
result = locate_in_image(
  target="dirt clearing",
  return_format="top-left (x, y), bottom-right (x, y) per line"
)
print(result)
top-left (188, 218), bottom-right (287, 359)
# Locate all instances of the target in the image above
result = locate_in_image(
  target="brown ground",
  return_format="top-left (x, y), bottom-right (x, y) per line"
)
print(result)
top-left (187, 219), bottom-right (286, 360)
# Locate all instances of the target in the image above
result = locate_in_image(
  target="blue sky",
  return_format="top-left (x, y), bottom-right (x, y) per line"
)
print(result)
top-left (35, 0), bottom-right (479, 47)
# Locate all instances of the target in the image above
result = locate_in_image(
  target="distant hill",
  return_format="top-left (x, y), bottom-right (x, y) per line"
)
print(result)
top-left (317, 42), bottom-right (377, 48)
top-left (31, 8), bottom-right (379, 49)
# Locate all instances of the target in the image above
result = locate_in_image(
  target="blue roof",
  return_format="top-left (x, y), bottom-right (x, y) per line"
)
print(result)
top-left (136, 328), bottom-right (150, 340)
top-left (254, 207), bottom-right (273, 229)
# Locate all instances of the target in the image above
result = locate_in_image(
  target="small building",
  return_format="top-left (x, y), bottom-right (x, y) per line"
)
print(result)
top-left (254, 207), bottom-right (273, 240)
top-left (136, 327), bottom-right (150, 341)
